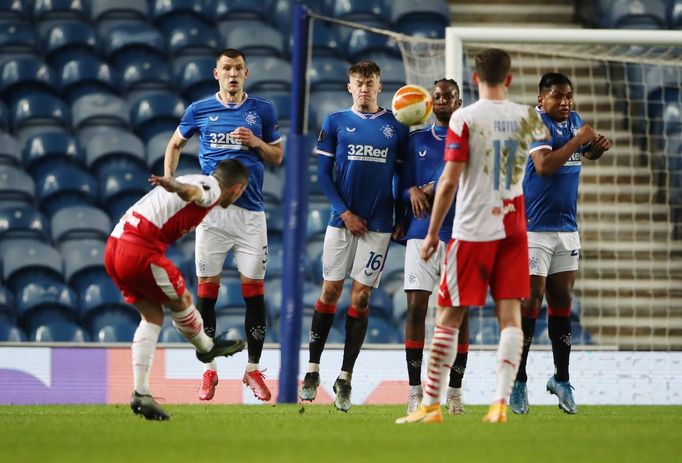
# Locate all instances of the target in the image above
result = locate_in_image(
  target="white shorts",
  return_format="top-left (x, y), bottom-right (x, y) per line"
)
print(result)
top-left (404, 238), bottom-right (445, 292)
top-left (527, 231), bottom-right (580, 277)
top-left (195, 205), bottom-right (268, 279)
top-left (321, 226), bottom-right (391, 288)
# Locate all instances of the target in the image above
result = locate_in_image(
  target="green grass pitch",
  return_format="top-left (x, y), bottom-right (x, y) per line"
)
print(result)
top-left (1, 404), bottom-right (679, 463)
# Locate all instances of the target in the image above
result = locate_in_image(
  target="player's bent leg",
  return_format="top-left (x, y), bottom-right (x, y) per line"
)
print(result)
top-left (167, 291), bottom-right (245, 363)
top-left (546, 375), bottom-right (577, 414)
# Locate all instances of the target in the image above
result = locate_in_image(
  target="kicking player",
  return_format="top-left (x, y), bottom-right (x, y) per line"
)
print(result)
top-left (510, 72), bottom-right (611, 415)
top-left (299, 60), bottom-right (409, 412)
top-left (398, 79), bottom-right (469, 414)
top-left (104, 159), bottom-right (249, 420)
top-left (396, 48), bottom-right (550, 425)
top-left (164, 48), bottom-right (283, 402)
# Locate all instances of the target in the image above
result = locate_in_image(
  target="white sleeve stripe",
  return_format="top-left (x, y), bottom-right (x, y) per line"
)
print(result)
top-left (529, 144), bottom-right (552, 153)
top-left (268, 137), bottom-right (283, 145)
top-left (316, 149), bottom-right (335, 157)
top-left (176, 127), bottom-right (188, 140)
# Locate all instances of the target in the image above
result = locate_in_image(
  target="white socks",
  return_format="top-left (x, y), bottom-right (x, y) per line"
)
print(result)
top-left (132, 320), bottom-right (161, 396)
top-left (493, 326), bottom-right (524, 404)
top-left (422, 325), bottom-right (458, 407)
top-left (246, 362), bottom-right (259, 373)
top-left (307, 362), bottom-right (320, 373)
top-left (171, 305), bottom-right (212, 352)
top-left (204, 360), bottom-right (217, 372)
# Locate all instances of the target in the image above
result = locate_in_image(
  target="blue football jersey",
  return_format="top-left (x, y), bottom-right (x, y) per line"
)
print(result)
top-left (177, 93), bottom-right (281, 211)
top-left (524, 107), bottom-right (585, 231)
top-left (402, 124), bottom-right (454, 242)
top-left (316, 108), bottom-right (408, 233)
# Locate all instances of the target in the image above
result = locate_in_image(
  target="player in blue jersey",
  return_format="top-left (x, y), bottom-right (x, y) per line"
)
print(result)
top-left (299, 60), bottom-right (409, 412)
top-left (397, 79), bottom-right (470, 415)
top-left (163, 48), bottom-right (283, 402)
top-left (510, 72), bottom-right (611, 415)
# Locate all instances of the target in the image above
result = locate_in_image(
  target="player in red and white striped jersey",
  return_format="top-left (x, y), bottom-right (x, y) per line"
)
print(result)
top-left (104, 159), bottom-right (248, 420)
top-left (396, 49), bottom-right (550, 425)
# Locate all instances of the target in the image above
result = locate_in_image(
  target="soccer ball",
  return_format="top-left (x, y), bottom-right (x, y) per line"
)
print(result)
top-left (391, 84), bottom-right (433, 126)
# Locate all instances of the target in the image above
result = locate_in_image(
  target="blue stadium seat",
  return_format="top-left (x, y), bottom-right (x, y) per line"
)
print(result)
top-left (52, 205), bottom-right (111, 245)
top-left (115, 52), bottom-right (173, 93)
top-left (391, 290), bottom-right (408, 320)
top-left (369, 287), bottom-right (394, 321)
top-left (58, 56), bottom-right (118, 104)
top-left (0, 0), bottom-right (30, 21)
top-left (165, 21), bottom-right (219, 57)
top-left (648, 88), bottom-right (682, 152)
top-left (309, 89), bottom-right (350, 130)
top-left (372, 55), bottom-right (406, 87)
top-left (150, 0), bottom-right (214, 33)
top-left (87, 304), bottom-right (138, 332)
top-left (72, 94), bottom-right (130, 130)
top-left (99, 165), bottom-right (150, 220)
top-left (271, 0), bottom-right (327, 35)
top-left (84, 127), bottom-right (146, 176)
top-left (90, 0), bottom-right (148, 21)
top-left (310, 22), bottom-right (343, 58)
top-left (345, 29), bottom-right (401, 62)
top-left (605, 0), bottom-right (667, 29)
top-left (331, 0), bottom-right (388, 23)
top-left (215, 313), bottom-right (245, 336)
top-left (397, 21), bottom-right (445, 40)
top-left (174, 56), bottom-right (216, 102)
top-left (94, 318), bottom-right (138, 342)
top-left (34, 163), bottom-right (97, 216)
top-left (0, 321), bottom-right (24, 341)
top-left (265, 208), bottom-right (284, 238)
top-left (0, 132), bottom-right (21, 166)
top-left (61, 239), bottom-right (106, 283)
top-left (146, 130), bottom-right (199, 175)
top-left (129, 92), bottom-right (185, 143)
top-left (0, 284), bottom-right (16, 323)
top-left (214, 0), bottom-right (269, 22)
top-left (218, 20), bottom-right (285, 58)
top-left (246, 56), bottom-right (292, 92)
top-left (159, 323), bottom-right (186, 343)
top-left (15, 279), bottom-right (78, 331)
top-left (308, 56), bottom-right (350, 91)
top-left (263, 169), bottom-right (284, 204)
top-left (366, 317), bottom-right (401, 344)
top-left (31, 0), bottom-right (90, 23)
top-left (267, 240), bottom-right (284, 277)
top-left (469, 316), bottom-right (499, 345)
top-left (104, 22), bottom-right (166, 64)
top-left (23, 131), bottom-right (85, 174)
top-left (11, 93), bottom-right (70, 135)
top-left (215, 279), bottom-right (245, 312)
top-left (670, 0), bottom-right (682, 29)
top-left (0, 58), bottom-right (58, 105)
top-left (73, 268), bottom-right (126, 316)
top-left (0, 205), bottom-right (50, 242)
top-left (0, 100), bottom-right (8, 132)
top-left (1, 239), bottom-right (64, 291)
top-left (258, 91), bottom-right (291, 129)
top-left (40, 21), bottom-right (99, 68)
top-left (381, 243), bottom-right (406, 282)
top-left (0, 164), bottom-right (35, 207)
top-left (0, 20), bottom-right (37, 56)
top-left (389, 0), bottom-right (450, 30)
top-left (31, 320), bottom-right (89, 342)
top-left (307, 202), bottom-right (330, 238)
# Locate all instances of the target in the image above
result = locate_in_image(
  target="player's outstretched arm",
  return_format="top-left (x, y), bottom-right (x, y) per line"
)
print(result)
top-left (531, 124), bottom-right (597, 176)
top-left (149, 175), bottom-right (203, 203)
top-left (163, 130), bottom-right (189, 177)
top-left (583, 134), bottom-right (612, 160)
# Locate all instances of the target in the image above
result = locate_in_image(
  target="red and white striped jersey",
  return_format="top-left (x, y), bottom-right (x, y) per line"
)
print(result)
top-left (444, 99), bottom-right (550, 241)
top-left (111, 174), bottom-right (221, 248)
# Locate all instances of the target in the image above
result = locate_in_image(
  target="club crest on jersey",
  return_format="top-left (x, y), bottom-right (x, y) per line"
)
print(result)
top-left (381, 124), bottom-right (394, 139)
top-left (245, 111), bottom-right (258, 126)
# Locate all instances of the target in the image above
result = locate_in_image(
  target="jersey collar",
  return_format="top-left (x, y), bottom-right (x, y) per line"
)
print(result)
top-left (431, 123), bottom-right (447, 140)
top-left (215, 92), bottom-right (249, 109)
top-left (351, 107), bottom-right (386, 119)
